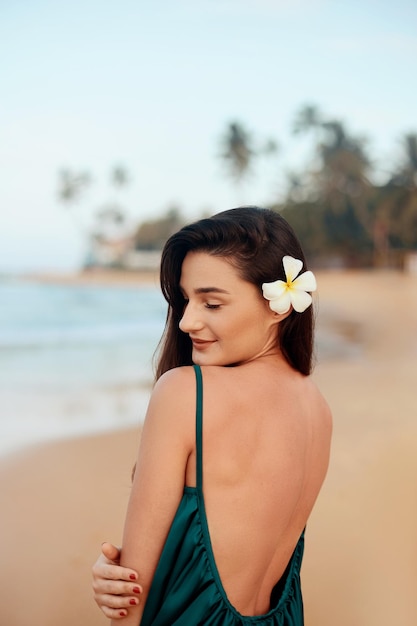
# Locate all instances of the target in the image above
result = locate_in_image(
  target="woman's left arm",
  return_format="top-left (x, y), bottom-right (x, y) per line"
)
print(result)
top-left (110, 366), bottom-right (195, 626)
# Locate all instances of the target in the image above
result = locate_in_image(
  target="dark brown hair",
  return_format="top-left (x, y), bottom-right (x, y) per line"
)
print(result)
top-left (155, 206), bottom-right (315, 378)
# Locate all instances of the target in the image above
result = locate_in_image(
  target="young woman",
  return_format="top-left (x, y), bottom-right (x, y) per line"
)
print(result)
top-left (92, 206), bottom-right (332, 625)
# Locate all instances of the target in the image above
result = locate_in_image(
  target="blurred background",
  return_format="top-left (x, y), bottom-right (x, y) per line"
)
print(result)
top-left (0, 1), bottom-right (416, 625)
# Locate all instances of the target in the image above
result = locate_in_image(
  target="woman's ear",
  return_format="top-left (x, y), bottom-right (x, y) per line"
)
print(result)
top-left (270, 306), bottom-right (293, 324)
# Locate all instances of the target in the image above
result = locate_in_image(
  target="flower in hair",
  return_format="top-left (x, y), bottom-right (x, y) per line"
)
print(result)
top-left (262, 256), bottom-right (317, 314)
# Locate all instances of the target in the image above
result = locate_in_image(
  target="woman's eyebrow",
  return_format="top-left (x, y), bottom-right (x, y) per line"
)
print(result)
top-left (194, 287), bottom-right (230, 295)
top-left (179, 285), bottom-right (230, 295)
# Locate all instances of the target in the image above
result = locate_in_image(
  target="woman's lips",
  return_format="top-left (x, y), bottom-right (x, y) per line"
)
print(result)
top-left (190, 338), bottom-right (215, 349)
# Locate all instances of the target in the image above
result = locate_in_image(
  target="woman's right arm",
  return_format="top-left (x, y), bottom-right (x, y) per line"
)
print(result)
top-left (109, 367), bottom-right (195, 626)
top-left (92, 542), bottom-right (142, 619)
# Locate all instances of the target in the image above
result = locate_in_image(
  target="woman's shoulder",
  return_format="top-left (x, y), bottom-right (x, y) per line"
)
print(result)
top-left (143, 367), bottom-right (199, 450)
top-left (155, 365), bottom-right (224, 390)
top-left (150, 366), bottom-right (198, 406)
top-left (152, 365), bottom-right (230, 413)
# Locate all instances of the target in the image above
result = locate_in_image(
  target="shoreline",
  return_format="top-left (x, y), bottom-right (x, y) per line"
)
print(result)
top-left (7, 267), bottom-right (160, 287)
top-left (0, 382), bottom-right (152, 460)
top-left (6, 265), bottom-right (408, 288)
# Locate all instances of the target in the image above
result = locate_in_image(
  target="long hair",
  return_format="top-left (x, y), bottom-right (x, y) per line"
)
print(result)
top-left (154, 206), bottom-right (315, 378)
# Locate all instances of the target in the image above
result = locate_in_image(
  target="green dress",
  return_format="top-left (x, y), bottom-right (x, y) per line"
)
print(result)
top-left (140, 365), bottom-right (305, 625)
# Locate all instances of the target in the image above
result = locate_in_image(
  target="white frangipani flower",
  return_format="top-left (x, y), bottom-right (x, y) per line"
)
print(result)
top-left (262, 256), bottom-right (317, 314)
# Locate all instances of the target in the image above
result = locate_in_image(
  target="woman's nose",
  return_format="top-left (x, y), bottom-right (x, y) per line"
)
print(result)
top-left (179, 302), bottom-right (204, 333)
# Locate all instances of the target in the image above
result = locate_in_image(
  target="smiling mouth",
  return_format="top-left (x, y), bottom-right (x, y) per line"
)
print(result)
top-left (190, 338), bottom-right (215, 349)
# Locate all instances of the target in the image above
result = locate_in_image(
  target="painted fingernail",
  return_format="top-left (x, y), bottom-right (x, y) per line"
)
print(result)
top-left (129, 573), bottom-right (137, 580)
top-left (133, 586), bottom-right (141, 594)
top-left (119, 610), bottom-right (127, 617)
top-left (129, 598), bottom-right (138, 606)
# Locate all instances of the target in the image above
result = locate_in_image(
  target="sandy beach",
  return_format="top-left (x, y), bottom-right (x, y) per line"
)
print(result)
top-left (1, 269), bottom-right (416, 626)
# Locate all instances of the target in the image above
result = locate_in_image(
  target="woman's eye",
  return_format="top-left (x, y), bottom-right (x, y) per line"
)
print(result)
top-left (205, 303), bottom-right (221, 310)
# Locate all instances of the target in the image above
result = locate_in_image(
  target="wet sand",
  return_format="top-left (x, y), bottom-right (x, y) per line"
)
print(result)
top-left (1, 270), bottom-right (416, 625)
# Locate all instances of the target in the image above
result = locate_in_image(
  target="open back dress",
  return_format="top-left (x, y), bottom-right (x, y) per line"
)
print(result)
top-left (140, 365), bottom-right (305, 625)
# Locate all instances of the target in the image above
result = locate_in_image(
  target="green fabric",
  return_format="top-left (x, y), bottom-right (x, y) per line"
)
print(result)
top-left (140, 365), bottom-right (305, 625)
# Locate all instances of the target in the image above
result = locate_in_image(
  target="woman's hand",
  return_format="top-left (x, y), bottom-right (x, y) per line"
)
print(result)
top-left (92, 542), bottom-right (142, 619)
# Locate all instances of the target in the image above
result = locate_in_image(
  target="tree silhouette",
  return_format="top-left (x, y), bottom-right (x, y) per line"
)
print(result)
top-left (292, 104), bottom-right (322, 135)
top-left (58, 169), bottom-right (91, 204)
top-left (221, 121), bottom-right (254, 190)
top-left (58, 108), bottom-right (417, 270)
top-left (290, 109), bottom-right (375, 262)
top-left (380, 133), bottom-right (417, 252)
top-left (57, 168), bottom-right (92, 234)
top-left (316, 120), bottom-right (371, 214)
top-left (92, 165), bottom-right (131, 246)
top-left (57, 165), bottom-right (133, 267)
top-left (220, 121), bottom-right (279, 202)
top-left (111, 165), bottom-right (130, 188)
top-left (134, 206), bottom-right (185, 250)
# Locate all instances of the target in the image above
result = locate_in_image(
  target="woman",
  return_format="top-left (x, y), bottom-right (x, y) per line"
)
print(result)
top-left (92, 206), bottom-right (332, 625)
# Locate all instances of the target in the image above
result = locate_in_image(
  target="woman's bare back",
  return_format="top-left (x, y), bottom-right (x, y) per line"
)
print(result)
top-left (185, 361), bottom-right (332, 616)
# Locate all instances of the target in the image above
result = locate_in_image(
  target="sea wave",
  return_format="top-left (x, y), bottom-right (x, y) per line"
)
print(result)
top-left (0, 319), bottom-right (165, 349)
top-left (0, 281), bottom-right (166, 348)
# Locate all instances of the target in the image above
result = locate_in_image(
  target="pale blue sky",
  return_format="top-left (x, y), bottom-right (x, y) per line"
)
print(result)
top-left (1, 0), bottom-right (416, 271)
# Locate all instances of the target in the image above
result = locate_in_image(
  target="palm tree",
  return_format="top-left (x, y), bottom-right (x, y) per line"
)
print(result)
top-left (382, 133), bottom-right (417, 251)
top-left (221, 121), bottom-right (254, 185)
top-left (292, 104), bottom-right (322, 135)
top-left (57, 168), bottom-right (91, 234)
top-left (397, 133), bottom-right (417, 188)
top-left (317, 121), bottom-right (370, 202)
top-left (220, 121), bottom-right (280, 203)
top-left (289, 104), bottom-right (324, 203)
top-left (58, 168), bottom-right (91, 204)
top-left (292, 106), bottom-right (370, 198)
top-left (292, 110), bottom-right (375, 262)
top-left (93, 165), bottom-right (131, 246)
top-left (111, 165), bottom-right (130, 188)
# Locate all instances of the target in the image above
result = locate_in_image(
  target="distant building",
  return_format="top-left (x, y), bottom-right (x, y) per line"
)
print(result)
top-left (124, 249), bottom-right (161, 271)
top-left (85, 236), bottom-right (161, 271)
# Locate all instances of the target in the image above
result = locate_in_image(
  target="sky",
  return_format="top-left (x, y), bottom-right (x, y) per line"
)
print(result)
top-left (1, 0), bottom-right (416, 272)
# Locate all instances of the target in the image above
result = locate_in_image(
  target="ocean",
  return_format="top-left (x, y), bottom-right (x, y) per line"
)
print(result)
top-left (0, 278), bottom-right (166, 456)
top-left (0, 277), bottom-right (356, 457)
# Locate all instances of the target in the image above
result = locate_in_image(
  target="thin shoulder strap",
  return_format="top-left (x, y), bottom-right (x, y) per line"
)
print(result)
top-left (193, 364), bottom-right (203, 490)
